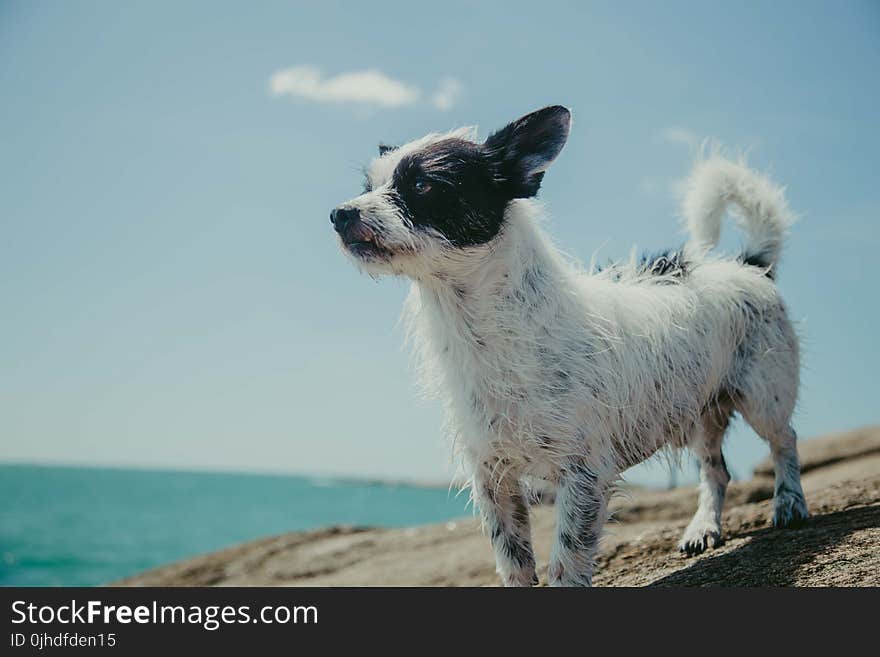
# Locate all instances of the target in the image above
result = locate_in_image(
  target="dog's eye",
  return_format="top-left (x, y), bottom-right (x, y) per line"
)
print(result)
top-left (413, 179), bottom-right (432, 194)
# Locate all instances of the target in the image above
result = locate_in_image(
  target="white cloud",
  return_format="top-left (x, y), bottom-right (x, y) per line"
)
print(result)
top-left (268, 66), bottom-right (464, 111)
top-left (431, 77), bottom-right (463, 111)
top-left (659, 126), bottom-right (700, 150)
top-left (268, 66), bottom-right (421, 108)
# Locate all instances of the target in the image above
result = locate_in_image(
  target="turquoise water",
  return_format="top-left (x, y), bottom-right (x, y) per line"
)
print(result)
top-left (0, 464), bottom-right (470, 587)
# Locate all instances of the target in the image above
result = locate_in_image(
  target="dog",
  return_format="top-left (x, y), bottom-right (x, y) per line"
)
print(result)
top-left (330, 106), bottom-right (808, 586)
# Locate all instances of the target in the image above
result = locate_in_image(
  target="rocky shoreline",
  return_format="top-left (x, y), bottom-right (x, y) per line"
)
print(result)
top-left (115, 426), bottom-right (880, 587)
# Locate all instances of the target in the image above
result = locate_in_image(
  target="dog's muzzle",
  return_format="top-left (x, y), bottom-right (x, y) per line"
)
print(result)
top-left (330, 207), bottom-right (390, 259)
top-left (330, 207), bottom-right (359, 233)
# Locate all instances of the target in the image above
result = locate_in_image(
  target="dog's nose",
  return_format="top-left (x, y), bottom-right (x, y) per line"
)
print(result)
top-left (330, 207), bottom-right (360, 233)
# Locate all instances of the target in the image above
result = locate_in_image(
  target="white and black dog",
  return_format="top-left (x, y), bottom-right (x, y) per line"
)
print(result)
top-left (331, 106), bottom-right (808, 586)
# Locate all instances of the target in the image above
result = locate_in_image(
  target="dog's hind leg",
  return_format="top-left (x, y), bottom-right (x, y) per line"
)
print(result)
top-left (739, 402), bottom-right (809, 527)
top-left (760, 423), bottom-right (809, 527)
top-left (679, 401), bottom-right (733, 556)
top-left (726, 303), bottom-right (808, 527)
top-left (734, 368), bottom-right (809, 527)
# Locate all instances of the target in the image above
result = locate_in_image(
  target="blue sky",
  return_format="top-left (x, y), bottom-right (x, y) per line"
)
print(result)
top-left (1, 1), bottom-right (878, 486)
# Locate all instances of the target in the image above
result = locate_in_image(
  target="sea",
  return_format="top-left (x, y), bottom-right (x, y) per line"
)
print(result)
top-left (0, 464), bottom-right (471, 587)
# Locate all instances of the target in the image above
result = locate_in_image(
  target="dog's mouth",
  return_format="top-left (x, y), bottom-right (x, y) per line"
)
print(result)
top-left (340, 223), bottom-right (392, 260)
top-left (345, 239), bottom-right (391, 259)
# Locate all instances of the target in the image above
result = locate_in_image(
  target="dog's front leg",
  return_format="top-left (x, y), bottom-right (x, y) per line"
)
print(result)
top-left (549, 462), bottom-right (608, 587)
top-left (472, 463), bottom-right (537, 587)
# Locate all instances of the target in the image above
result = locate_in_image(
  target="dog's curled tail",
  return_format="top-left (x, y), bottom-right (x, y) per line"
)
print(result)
top-left (681, 156), bottom-right (795, 274)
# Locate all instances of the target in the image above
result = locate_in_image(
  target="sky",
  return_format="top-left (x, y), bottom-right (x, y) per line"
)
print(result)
top-left (1, 1), bottom-right (878, 487)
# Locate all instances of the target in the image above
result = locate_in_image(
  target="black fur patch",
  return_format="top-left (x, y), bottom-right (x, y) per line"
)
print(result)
top-left (740, 251), bottom-right (775, 278)
top-left (483, 105), bottom-right (570, 198)
top-left (595, 247), bottom-right (689, 282)
top-left (389, 139), bottom-right (510, 247)
top-left (382, 106), bottom-right (570, 247)
top-left (637, 248), bottom-right (688, 279)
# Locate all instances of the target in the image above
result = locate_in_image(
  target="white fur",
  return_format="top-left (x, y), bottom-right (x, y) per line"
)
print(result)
top-left (681, 155), bottom-right (796, 268)
top-left (336, 128), bottom-right (808, 586)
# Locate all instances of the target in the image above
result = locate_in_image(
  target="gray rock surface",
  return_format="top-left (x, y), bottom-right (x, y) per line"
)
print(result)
top-left (115, 425), bottom-right (880, 587)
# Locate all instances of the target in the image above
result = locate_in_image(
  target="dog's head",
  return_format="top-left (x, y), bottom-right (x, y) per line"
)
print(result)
top-left (330, 105), bottom-right (571, 278)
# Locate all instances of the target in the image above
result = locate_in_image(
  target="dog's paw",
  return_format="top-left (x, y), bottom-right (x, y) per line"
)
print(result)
top-left (772, 489), bottom-right (809, 528)
top-left (499, 567), bottom-right (539, 587)
top-left (547, 562), bottom-right (593, 587)
top-left (679, 521), bottom-right (724, 557)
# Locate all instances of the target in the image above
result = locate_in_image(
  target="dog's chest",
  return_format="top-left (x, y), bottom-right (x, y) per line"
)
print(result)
top-left (426, 295), bottom-right (562, 449)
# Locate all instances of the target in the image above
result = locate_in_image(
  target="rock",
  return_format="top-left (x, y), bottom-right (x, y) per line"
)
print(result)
top-left (115, 426), bottom-right (880, 587)
top-left (753, 425), bottom-right (880, 477)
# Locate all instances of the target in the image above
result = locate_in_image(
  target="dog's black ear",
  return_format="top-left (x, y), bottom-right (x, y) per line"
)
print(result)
top-left (378, 143), bottom-right (398, 156)
top-left (484, 105), bottom-right (571, 198)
